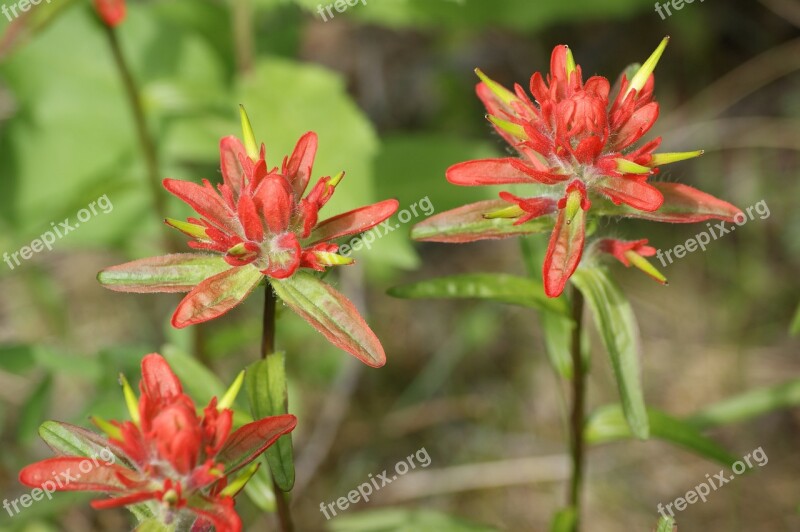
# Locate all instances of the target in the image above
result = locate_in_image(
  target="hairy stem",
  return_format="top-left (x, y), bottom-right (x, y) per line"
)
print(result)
top-left (567, 288), bottom-right (586, 530)
top-left (261, 286), bottom-right (294, 532)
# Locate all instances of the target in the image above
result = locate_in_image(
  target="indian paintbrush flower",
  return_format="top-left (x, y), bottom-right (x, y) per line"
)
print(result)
top-left (413, 37), bottom-right (741, 296)
top-left (19, 353), bottom-right (296, 532)
top-left (98, 107), bottom-right (397, 367)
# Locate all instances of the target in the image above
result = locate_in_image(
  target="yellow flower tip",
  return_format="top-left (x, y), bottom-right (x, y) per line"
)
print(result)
top-left (623, 250), bottom-right (668, 285)
top-left (565, 46), bottom-right (577, 80)
top-left (119, 373), bottom-right (140, 425)
top-left (483, 205), bottom-right (525, 220)
top-left (616, 158), bottom-right (653, 175)
top-left (624, 36), bottom-right (670, 99)
top-left (227, 243), bottom-right (251, 257)
top-left (314, 251), bottom-right (355, 267)
top-left (328, 171), bottom-right (345, 188)
top-left (218, 370), bottom-right (245, 411)
top-left (564, 190), bottom-right (584, 221)
top-left (486, 114), bottom-right (528, 140)
top-left (238, 104), bottom-right (259, 160)
top-left (648, 150), bottom-right (705, 167)
top-left (165, 218), bottom-right (208, 240)
top-left (220, 463), bottom-right (260, 497)
top-left (91, 415), bottom-right (123, 440)
top-left (474, 68), bottom-right (519, 106)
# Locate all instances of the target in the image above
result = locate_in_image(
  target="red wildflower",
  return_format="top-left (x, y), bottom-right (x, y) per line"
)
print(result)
top-left (94, 0), bottom-right (126, 27)
top-left (19, 354), bottom-right (296, 532)
top-left (414, 37), bottom-right (741, 297)
top-left (99, 107), bottom-right (397, 367)
top-left (597, 238), bottom-right (667, 285)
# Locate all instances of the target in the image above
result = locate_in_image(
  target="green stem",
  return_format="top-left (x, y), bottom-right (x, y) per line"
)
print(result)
top-left (103, 25), bottom-right (175, 250)
top-left (567, 287), bottom-right (586, 530)
top-left (261, 286), bottom-right (294, 532)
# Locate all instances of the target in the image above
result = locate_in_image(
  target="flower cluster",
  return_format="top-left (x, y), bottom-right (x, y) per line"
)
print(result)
top-left (19, 354), bottom-right (296, 532)
top-left (99, 108), bottom-right (396, 366)
top-left (415, 38), bottom-right (740, 296)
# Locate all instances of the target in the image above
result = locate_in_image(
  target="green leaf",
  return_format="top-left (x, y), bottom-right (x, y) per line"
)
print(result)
top-left (791, 302), bottom-right (800, 336)
top-left (540, 313), bottom-right (574, 379)
top-left (388, 273), bottom-right (569, 317)
top-left (327, 508), bottom-right (496, 532)
top-left (270, 272), bottom-right (386, 367)
top-left (98, 254), bottom-right (231, 293)
top-left (0, 344), bottom-right (36, 373)
top-left (18, 375), bottom-right (52, 444)
top-left (246, 354), bottom-right (295, 491)
top-left (550, 507), bottom-right (577, 532)
top-left (686, 379), bottom-right (800, 430)
top-left (571, 266), bottom-right (649, 439)
top-left (585, 405), bottom-right (737, 466)
top-left (38, 421), bottom-right (131, 467)
top-left (656, 515), bottom-right (676, 532)
top-left (243, 463), bottom-right (277, 512)
top-left (411, 199), bottom-right (554, 243)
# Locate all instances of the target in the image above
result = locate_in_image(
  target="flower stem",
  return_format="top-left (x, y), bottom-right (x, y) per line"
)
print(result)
top-left (102, 25), bottom-right (176, 250)
top-left (261, 286), bottom-right (294, 532)
top-left (567, 287), bottom-right (586, 530)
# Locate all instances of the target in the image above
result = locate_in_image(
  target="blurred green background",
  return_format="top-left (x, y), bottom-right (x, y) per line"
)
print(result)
top-left (0, 0), bottom-right (798, 530)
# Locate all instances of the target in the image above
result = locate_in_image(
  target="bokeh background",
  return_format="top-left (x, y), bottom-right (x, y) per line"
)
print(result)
top-left (0, 0), bottom-right (798, 530)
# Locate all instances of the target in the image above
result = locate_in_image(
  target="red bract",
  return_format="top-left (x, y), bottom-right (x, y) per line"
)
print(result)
top-left (94, 0), bottom-right (126, 27)
top-left (415, 37), bottom-right (741, 297)
top-left (19, 354), bottom-right (296, 532)
top-left (99, 108), bottom-right (397, 367)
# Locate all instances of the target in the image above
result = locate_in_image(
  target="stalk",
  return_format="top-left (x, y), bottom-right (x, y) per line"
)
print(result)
top-left (102, 26), bottom-right (169, 234)
top-left (261, 286), bottom-right (294, 532)
top-left (567, 287), bottom-right (586, 530)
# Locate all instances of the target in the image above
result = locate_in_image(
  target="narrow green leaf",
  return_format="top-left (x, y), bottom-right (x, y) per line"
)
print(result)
top-left (270, 272), bottom-right (385, 367)
top-left (389, 273), bottom-right (569, 317)
top-left (686, 379), bottom-right (800, 430)
top-left (540, 313), bottom-right (574, 379)
top-left (572, 267), bottom-right (649, 439)
top-left (586, 405), bottom-right (737, 466)
top-left (656, 515), bottom-right (676, 532)
top-left (243, 463), bottom-right (277, 512)
top-left (98, 254), bottom-right (231, 293)
top-left (246, 354), bottom-right (294, 491)
top-left (550, 507), bottom-right (577, 532)
top-left (411, 199), bottom-right (554, 243)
